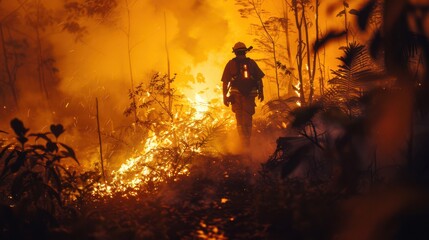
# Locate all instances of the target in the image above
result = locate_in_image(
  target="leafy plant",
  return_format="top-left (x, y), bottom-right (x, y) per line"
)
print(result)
top-left (0, 118), bottom-right (81, 238)
top-left (100, 72), bottom-right (231, 196)
top-left (262, 41), bottom-right (389, 192)
top-left (260, 95), bottom-right (299, 132)
top-left (323, 41), bottom-right (387, 118)
top-left (124, 72), bottom-right (177, 123)
top-left (61, 168), bottom-right (101, 209)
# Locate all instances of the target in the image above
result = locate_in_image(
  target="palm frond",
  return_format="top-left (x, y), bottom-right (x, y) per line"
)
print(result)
top-left (325, 42), bottom-right (388, 117)
top-left (261, 97), bottom-right (300, 129)
top-left (331, 42), bottom-right (384, 84)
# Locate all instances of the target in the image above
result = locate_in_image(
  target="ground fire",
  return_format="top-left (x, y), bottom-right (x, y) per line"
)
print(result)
top-left (2, 0), bottom-right (429, 239)
top-left (93, 90), bottom-right (236, 198)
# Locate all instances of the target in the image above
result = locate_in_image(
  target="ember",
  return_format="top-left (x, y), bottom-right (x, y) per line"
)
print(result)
top-left (1, 0), bottom-right (429, 239)
top-left (93, 93), bottom-right (234, 197)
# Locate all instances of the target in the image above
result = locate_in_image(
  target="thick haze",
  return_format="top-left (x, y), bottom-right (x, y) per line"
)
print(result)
top-left (0, 0), bottom-right (353, 163)
top-left (55, 0), bottom-right (246, 106)
top-left (0, 0), bottom-right (252, 128)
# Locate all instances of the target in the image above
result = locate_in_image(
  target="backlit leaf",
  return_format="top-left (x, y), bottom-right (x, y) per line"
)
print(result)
top-left (10, 118), bottom-right (29, 137)
top-left (59, 143), bottom-right (79, 164)
top-left (50, 124), bottom-right (65, 138)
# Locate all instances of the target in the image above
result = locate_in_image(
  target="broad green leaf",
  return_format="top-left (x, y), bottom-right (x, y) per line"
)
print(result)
top-left (46, 141), bottom-right (58, 153)
top-left (50, 124), bottom-right (65, 138)
top-left (59, 143), bottom-right (79, 164)
top-left (29, 133), bottom-right (51, 142)
top-left (10, 118), bottom-right (29, 137)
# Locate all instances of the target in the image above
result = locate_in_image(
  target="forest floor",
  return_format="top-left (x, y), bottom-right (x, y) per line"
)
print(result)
top-left (55, 154), bottom-right (429, 240)
top-left (2, 145), bottom-right (429, 240)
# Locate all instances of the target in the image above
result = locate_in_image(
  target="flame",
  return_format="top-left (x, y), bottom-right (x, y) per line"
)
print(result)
top-left (294, 82), bottom-right (302, 106)
top-left (190, 94), bottom-right (210, 120)
top-left (93, 91), bottom-right (234, 198)
top-left (197, 221), bottom-right (227, 240)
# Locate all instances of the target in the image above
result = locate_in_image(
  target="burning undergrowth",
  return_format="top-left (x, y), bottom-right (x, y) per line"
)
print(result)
top-left (93, 109), bottom-right (233, 198)
top-left (2, 68), bottom-right (429, 239)
top-left (92, 72), bottom-right (237, 198)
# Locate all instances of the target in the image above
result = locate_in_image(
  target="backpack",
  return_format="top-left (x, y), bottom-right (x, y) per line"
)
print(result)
top-left (231, 57), bottom-right (258, 96)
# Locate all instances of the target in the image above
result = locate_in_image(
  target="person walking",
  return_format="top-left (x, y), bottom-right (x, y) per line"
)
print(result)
top-left (221, 42), bottom-right (265, 148)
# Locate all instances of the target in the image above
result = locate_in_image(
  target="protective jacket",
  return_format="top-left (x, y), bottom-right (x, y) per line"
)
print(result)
top-left (221, 55), bottom-right (265, 148)
top-left (221, 56), bottom-right (265, 97)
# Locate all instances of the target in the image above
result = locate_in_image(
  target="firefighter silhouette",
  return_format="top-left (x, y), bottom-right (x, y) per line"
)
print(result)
top-left (221, 42), bottom-right (265, 148)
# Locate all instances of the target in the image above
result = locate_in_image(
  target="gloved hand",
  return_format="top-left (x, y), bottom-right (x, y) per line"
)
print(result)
top-left (223, 95), bottom-right (230, 107)
top-left (258, 92), bottom-right (264, 102)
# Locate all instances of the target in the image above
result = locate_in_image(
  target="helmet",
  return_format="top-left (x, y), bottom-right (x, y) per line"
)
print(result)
top-left (232, 42), bottom-right (248, 52)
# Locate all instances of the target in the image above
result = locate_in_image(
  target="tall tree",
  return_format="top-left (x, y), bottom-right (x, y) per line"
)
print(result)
top-left (0, 0), bottom-right (62, 109)
top-left (0, 2), bottom-right (28, 109)
top-left (236, 0), bottom-right (281, 99)
top-left (337, 0), bottom-right (350, 45)
top-left (21, 0), bottom-right (58, 101)
top-left (0, 23), bottom-right (19, 108)
top-left (124, 0), bottom-right (139, 123)
top-left (291, 0), bottom-right (306, 105)
top-left (308, 0), bottom-right (320, 104)
top-left (279, 1), bottom-right (298, 98)
top-left (282, 1), bottom-right (293, 69)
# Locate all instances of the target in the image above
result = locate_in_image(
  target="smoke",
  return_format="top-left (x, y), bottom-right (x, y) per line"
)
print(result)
top-left (0, 0), bottom-right (248, 129)
top-left (0, 0), bottom-right (354, 166)
top-left (149, 0), bottom-right (229, 63)
top-left (0, 0), bottom-right (260, 171)
top-left (54, 0), bottom-right (237, 103)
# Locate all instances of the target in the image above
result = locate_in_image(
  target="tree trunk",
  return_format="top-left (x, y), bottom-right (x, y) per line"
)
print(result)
top-left (309, 0), bottom-right (320, 104)
top-left (35, 1), bottom-right (49, 101)
top-left (125, 0), bottom-right (139, 124)
top-left (283, 1), bottom-right (295, 97)
top-left (302, 4), bottom-right (313, 104)
top-left (96, 98), bottom-right (106, 182)
top-left (164, 12), bottom-right (172, 115)
top-left (0, 24), bottom-right (19, 109)
top-left (344, 1), bottom-right (349, 45)
top-left (283, 1), bottom-right (293, 69)
top-left (251, 0), bottom-right (280, 98)
top-left (293, 0), bottom-right (306, 105)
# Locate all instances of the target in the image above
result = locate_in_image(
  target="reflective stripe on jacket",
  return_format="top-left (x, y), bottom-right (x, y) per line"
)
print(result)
top-left (221, 56), bottom-right (265, 96)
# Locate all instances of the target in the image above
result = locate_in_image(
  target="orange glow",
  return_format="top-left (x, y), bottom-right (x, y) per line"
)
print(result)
top-left (0, 0), bottom-right (364, 199)
top-left (294, 82), bottom-right (302, 106)
top-left (197, 221), bottom-right (227, 240)
top-left (92, 91), bottom-right (235, 197)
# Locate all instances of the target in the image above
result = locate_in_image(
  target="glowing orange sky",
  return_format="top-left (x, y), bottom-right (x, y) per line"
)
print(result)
top-left (0, 0), bottom-right (366, 129)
